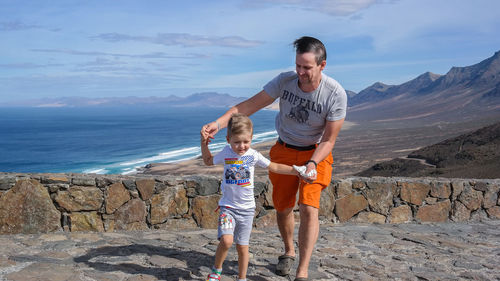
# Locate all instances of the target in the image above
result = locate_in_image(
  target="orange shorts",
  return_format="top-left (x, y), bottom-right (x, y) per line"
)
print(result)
top-left (269, 141), bottom-right (333, 211)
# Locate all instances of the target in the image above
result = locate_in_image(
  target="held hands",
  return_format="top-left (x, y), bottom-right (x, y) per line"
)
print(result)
top-left (293, 163), bottom-right (317, 183)
top-left (200, 131), bottom-right (209, 145)
top-left (200, 121), bottom-right (219, 144)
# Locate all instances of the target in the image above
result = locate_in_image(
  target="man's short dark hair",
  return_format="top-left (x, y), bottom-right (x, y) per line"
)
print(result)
top-left (293, 36), bottom-right (327, 65)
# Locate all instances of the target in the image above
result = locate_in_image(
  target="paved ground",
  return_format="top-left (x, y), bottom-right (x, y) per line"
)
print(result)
top-left (1, 220), bottom-right (499, 281)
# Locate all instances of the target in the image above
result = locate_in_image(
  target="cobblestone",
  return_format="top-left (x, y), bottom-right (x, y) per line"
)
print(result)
top-left (0, 221), bottom-right (499, 280)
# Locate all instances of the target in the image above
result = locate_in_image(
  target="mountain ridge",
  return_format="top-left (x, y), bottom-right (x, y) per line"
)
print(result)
top-left (0, 92), bottom-right (246, 108)
top-left (347, 50), bottom-right (500, 122)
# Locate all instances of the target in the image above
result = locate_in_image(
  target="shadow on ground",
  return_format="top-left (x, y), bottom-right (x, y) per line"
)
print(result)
top-left (73, 244), bottom-right (243, 280)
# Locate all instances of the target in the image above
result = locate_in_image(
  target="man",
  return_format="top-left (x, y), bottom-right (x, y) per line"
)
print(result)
top-left (201, 36), bottom-right (347, 280)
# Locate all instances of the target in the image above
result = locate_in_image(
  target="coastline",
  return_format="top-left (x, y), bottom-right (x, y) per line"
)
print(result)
top-left (136, 121), bottom-right (357, 177)
top-left (135, 139), bottom-right (276, 178)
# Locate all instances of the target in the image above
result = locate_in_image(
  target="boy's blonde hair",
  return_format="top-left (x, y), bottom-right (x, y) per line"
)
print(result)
top-left (227, 113), bottom-right (253, 137)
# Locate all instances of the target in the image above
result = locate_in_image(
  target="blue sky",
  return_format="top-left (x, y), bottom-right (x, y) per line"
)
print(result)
top-left (1, 0), bottom-right (499, 102)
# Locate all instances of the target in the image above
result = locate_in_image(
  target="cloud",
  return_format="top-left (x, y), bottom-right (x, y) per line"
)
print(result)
top-left (92, 33), bottom-right (263, 48)
top-left (0, 21), bottom-right (59, 32)
top-left (0, 63), bottom-right (63, 69)
top-left (72, 66), bottom-right (149, 75)
top-left (203, 67), bottom-right (294, 88)
top-left (0, 21), bottom-right (41, 31)
top-left (79, 58), bottom-right (127, 67)
top-left (30, 49), bottom-right (209, 59)
top-left (316, 0), bottom-right (379, 16)
top-left (240, 0), bottom-right (379, 16)
top-left (72, 58), bottom-right (193, 78)
top-left (330, 58), bottom-right (457, 71)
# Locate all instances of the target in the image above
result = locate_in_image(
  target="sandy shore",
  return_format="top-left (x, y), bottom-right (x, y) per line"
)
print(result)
top-left (136, 121), bottom-right (357, 178)
top-left (136, 140), bottom-right (276, 178)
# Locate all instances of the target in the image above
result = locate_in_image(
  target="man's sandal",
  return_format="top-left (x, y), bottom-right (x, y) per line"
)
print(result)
top-left (275, 254), bottom-right (295, 276)
top-left (206, 273), bottom-right (221, 281)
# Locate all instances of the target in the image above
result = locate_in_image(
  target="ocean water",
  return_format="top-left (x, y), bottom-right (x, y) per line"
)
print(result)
top-left (0, 106), bottom-right (278, 175)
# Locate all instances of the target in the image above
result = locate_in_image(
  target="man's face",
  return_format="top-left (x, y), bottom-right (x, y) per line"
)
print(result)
top-left (295, 52), bottom-right (326, 88)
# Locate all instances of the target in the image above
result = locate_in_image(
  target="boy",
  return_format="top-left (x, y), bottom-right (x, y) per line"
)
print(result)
top-left (201, 113), bottom-right (301, 281)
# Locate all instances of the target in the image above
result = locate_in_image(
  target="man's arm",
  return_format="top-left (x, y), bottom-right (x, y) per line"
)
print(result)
top-left (303, 118), bottom-right (345, 182)
top-left (200, 90), bottom-right (275, 140)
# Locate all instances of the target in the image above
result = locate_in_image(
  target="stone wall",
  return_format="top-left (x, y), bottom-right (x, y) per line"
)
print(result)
top-left (0, 172), bottom-right (499, 235)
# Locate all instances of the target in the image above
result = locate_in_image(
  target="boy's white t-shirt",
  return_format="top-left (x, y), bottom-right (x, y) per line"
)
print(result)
top-left (213, 145), bottom-right (271, 209)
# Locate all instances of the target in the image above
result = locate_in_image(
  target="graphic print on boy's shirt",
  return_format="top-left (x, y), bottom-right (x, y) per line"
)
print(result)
top-left (214, 146), bottom-right (270, 209)
top-left (224, 155), bottom-right (254, 187)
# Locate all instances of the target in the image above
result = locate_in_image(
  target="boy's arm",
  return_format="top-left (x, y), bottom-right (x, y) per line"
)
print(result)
top-left (200, 135), bottom-right (214, 166)
top-left (268, 162), bottom-right (298, 176)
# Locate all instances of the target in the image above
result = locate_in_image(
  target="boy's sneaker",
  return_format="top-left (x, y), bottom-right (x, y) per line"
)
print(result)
top-left (206, 273), bottom-right (221, 281)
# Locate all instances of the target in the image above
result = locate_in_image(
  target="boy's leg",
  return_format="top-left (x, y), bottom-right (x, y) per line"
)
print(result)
top-left (210, 208), bottom-right (236, 278)
top-left (214, 234), bottom-right (233, 269)
top-left (232, 208), bottom-right (254, 280)
top-left (236, 244), bottom-right (249, 279)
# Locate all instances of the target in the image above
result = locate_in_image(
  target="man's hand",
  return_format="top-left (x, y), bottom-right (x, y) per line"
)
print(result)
top-left (303, 162), bottom-right (317, 183)
top-left (293, 164), bottom-right (317, 183)
top-left (200, 121), bottom-right (219, 144)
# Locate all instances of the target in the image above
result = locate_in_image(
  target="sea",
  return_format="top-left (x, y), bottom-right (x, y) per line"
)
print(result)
top-left (0, 106), bottom-right (278, 175)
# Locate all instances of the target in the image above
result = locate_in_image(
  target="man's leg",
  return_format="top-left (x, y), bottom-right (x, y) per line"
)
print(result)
top-left (269, 142), bottom-right (305, 276)
top-left (296, 204), bottom-right (319, 279)
top-left (276, 206), bottom-right (295, 257)
top-left (295, 151), bottom-right (333, 278)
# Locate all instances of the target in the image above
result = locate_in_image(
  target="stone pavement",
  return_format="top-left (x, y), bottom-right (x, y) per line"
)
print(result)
top-left (0, 221), bottom-right (499, 281)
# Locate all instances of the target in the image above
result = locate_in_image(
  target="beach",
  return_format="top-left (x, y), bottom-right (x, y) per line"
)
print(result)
top-left (136, 139), bottom-right (276, 178)
top-left (136, 121), bottom-right (358, 178)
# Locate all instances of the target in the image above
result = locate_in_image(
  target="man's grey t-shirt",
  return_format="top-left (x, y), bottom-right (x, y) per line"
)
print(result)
top-left (263, 71), bottom-right (347, 146)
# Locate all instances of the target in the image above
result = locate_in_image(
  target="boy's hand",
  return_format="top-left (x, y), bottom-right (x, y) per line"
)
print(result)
top-left (304, 161), bottom-right (318, 183)
top-left (293, 165), bottom-right (306, 176)
top-left (200, 130), bottom-right (211, 145)
top-left (293, 165), bottom-right (317, 183)
top-left (201, 121), bottom-right (219, 143)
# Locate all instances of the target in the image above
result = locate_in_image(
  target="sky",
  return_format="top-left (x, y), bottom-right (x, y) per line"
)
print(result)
top-left (1, 0), bottom-right (500, 102)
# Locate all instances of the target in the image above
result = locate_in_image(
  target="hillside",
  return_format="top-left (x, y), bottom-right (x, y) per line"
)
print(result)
top-left (356, 121), bottom-right (500, 179)
top-left (348, 51), bottom-right (500, 122)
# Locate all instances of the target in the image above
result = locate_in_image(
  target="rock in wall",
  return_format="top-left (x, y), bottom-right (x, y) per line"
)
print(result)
top-left (0, 172), bottom-right (499, 234)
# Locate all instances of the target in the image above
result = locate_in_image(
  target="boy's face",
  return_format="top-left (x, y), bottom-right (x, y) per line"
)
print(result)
top-left (227, 132), bottom-right (252, 156)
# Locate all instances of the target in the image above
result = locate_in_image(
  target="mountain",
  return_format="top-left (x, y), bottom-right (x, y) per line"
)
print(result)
top-left (356, 121), bottom-right (500, 179)
top-left (0, 92), bottom-right (246, 108)
top-left (348, 51), bottom-right (500, 122)
top-left (345, 90), bottom-right (357, 99)
top-left (348, 72), bottom-right (442, 107)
